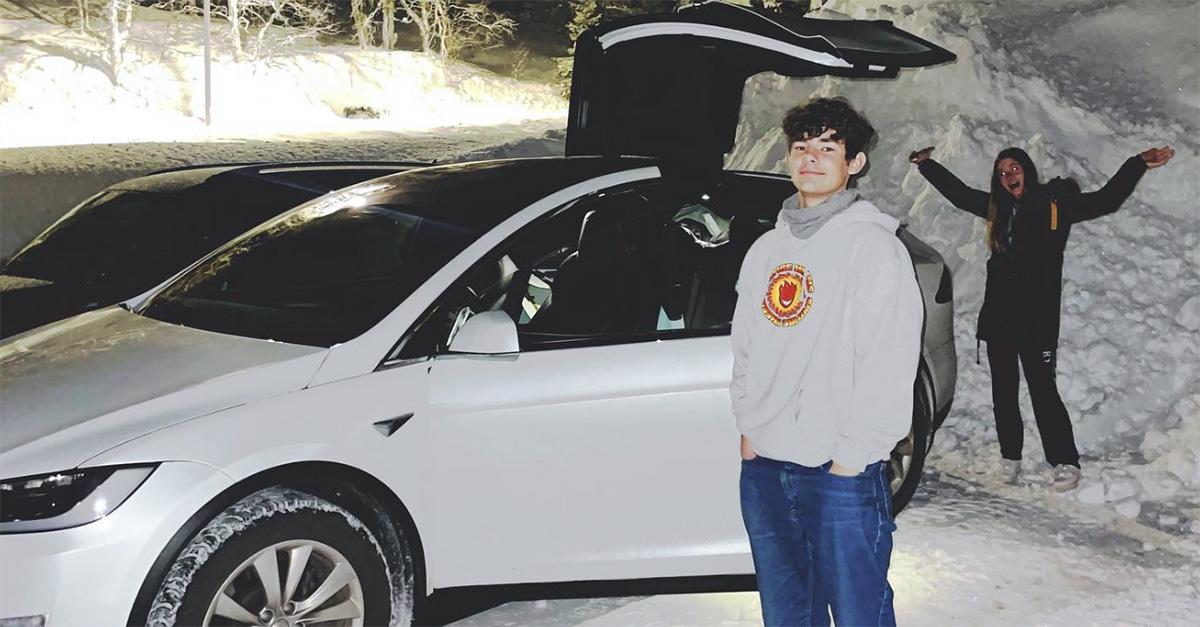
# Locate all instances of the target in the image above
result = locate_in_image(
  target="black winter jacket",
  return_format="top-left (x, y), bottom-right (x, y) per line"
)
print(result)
top-left (918, 156), bottom-right (1147, 346)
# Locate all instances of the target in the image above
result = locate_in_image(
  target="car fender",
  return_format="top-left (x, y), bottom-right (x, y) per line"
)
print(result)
top-left (83, 358), bottom-right (435, 580)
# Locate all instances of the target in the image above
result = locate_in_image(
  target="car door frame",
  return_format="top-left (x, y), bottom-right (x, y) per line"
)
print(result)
top-left (416, 179), bottom-right (757, 588)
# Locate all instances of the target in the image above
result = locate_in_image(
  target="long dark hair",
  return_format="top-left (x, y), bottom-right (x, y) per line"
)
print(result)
top-left (986, 147), bottom-right (1040, 253)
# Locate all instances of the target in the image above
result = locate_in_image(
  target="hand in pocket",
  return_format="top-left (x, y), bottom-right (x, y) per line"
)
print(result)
top-left (740, 435), bottom-right (758, 461)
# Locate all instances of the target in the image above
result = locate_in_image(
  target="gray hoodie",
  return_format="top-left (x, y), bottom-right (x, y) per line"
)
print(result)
top-left (730, 195), bottom-right (924, 472)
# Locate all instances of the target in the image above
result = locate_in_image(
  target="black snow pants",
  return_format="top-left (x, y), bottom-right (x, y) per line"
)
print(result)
top-left (986, 341), bottom-right (1081, 468)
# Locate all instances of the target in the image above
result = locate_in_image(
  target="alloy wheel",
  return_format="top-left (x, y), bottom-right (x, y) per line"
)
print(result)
top-left (203, 539), bottom-right (365, 626)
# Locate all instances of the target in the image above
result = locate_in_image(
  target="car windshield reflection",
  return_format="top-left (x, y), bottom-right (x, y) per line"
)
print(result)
top-left (142, 186), bottom-right (479, 347)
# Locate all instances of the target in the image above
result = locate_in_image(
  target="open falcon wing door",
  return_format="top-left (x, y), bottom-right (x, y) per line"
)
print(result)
top-left (565, 0), bottom-right (955, 169)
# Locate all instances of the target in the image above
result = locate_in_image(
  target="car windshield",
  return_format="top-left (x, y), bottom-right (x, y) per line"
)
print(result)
top-left (138, 158), bottom-right (651, 347)
top-left (139, 182), bottom-right (473, 346)
top-left (3, 189), bottom-right (173, 283)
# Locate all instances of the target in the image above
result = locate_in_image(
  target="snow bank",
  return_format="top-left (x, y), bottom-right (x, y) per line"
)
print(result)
top-left (727, 0), bottom-right (1199, 530)
top-left (0, 6), bottom-right (565, 148)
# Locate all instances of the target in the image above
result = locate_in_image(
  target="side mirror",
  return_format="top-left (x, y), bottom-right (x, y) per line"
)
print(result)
top-left (447, 311), bottom-right (519, 355)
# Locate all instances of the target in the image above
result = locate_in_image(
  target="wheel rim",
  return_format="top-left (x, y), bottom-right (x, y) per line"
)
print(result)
top-left (203, 539), bottom-right (365, 627)
top-left (889, 428), bottom-right (916, 493)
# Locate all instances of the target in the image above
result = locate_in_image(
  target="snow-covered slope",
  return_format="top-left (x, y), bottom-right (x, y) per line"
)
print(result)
top-left (0, 6), bottom-right (565, 148)
top-left (728, 0), bottom-right (1199, 529)
top-left (0, 5), bottom-right (567, 258)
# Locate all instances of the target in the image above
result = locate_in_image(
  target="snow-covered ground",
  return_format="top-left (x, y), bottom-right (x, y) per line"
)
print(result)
top-left (447, 473), bottom-right (1199, 626)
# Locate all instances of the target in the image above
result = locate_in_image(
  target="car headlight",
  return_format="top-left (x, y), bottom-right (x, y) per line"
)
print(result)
top-left (0, 465), bottom-right (156, 534)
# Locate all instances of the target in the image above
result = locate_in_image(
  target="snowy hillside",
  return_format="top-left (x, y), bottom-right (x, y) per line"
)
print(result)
top-left (728, 0), bottom-right (1199, 530)
top-left (0, 5), bottom-right (565, 148)
top-left (0, 4), bottom-right (567, 258)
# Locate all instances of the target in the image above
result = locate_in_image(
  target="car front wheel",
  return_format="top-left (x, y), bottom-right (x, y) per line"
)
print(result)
top-left (146, 487), bottom-right (401, 627)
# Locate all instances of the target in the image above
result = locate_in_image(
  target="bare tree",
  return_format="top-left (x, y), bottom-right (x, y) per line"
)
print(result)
top-left (395, 0), bottom-right (434, 55)
top-left (228, 0), bottom-right (242, 57)
top-left (442, 1), bottom-right (514, 57)
top-left (106, 0), bottom-right (128, 81)
top-left (395, 0), bottom-right (514, 59)
top-left (77, 0), bottom-right (92, 29)
top-left (381, 0), bottom-right (396, 50)
top-left (153, 0), bottom-right (238, 54)
top-left (153, 0), bottom-right (337, 58)
top-left (245, 0), bottom-right (337, 53)
top-left (350, 0), bottom-right (380, 49)
top-left (556, 1), bottom-right (675, 96)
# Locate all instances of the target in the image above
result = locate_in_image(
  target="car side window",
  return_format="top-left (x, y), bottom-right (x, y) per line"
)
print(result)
top-left (514, 191), bottom-right (663, 344)
top-left (388, 174), bottom-right (791, 360)
top-left (509, 189), bottom-right (745, 343)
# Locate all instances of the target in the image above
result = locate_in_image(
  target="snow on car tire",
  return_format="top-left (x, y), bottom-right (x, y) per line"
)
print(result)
top-left (146, 486), bottom-right (401, 626)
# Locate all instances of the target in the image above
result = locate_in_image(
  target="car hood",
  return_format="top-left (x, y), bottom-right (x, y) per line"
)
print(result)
top-left (0, 307), bottom-right (327, 478)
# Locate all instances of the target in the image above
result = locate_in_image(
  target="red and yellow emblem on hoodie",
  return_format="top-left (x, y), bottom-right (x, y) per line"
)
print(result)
top-left (762, 263), bottom-right (814, 327)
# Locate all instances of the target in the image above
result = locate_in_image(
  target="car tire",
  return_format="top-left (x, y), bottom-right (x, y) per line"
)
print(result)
top-left (889, 374), bottom-right (932, 516)
top-left (146, 486), bottom-right (404, 627)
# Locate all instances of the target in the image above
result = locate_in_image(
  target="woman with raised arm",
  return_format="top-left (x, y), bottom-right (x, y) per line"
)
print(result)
top-left (909, 144), bottom-right (1174, 490)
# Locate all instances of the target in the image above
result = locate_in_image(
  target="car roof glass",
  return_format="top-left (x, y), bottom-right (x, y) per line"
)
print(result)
top-left (3, 167), bottom-right (417, 288)
top-left (139, 158), bottom-right (654, 347)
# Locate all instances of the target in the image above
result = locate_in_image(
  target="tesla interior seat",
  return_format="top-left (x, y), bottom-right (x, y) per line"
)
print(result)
top-left (469, 254), bottom-right (518, 314)
top-left (530, 199), bottom-right (660, 335)
top-left (656, 219), bottom-right (699, 324)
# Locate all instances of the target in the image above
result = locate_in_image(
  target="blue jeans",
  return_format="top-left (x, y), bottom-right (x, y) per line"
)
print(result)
top-left (740, 456), bottom-right (897, 627)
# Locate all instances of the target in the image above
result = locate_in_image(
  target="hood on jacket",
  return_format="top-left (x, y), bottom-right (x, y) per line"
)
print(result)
top-left (774, 196), bottom-right (899, 238)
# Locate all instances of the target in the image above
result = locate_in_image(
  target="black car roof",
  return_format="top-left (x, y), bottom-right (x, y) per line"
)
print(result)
top-left (109, 161), bottom-right (428, 195)
top-left (346, 156), bottom-right (660, 229)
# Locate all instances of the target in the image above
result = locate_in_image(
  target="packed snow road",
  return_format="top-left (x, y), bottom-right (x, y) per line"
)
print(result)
top-left (442, 472), bottom-right (1200, 626)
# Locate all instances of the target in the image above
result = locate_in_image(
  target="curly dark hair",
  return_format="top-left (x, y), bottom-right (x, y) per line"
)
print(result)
top-left (781, 97), bottom-right (876, 161)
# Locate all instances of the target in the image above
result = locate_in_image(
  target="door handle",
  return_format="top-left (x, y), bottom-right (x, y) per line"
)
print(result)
top-left (373, 412), bottom-right (414, 437)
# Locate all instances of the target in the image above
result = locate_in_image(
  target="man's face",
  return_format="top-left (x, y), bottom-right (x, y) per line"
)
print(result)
top-left (787, 128), bottom-right (866, 206)
top-left (996, 157), bottom-right (1026, 199)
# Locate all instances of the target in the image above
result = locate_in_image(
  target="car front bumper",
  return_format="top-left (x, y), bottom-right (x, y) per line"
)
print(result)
top-left (0, 461), bottom-right (231, 626)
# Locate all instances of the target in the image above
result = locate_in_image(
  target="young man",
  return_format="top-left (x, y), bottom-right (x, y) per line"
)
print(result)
top-left (731, 97), bottom-right (923, 626)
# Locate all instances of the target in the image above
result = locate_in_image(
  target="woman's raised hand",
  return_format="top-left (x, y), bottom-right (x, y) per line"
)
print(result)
top-left (1139, 146), bottom-right (1175, 169)
top-left (909, 146), bottom-right (935, 164)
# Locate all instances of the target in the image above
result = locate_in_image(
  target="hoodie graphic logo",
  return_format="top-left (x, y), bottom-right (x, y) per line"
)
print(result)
top-left (762, 263), bottom-right (814, 327)
top-left (779, 281), bottom-right (797, 307)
